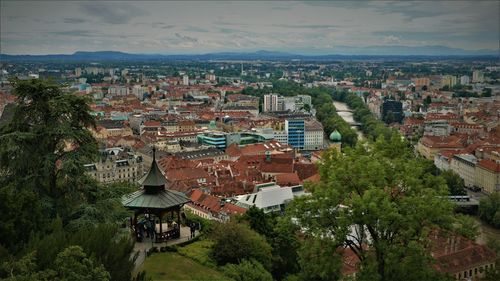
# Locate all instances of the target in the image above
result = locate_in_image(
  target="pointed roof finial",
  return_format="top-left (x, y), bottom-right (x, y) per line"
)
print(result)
top-left (138, 145), bottom-right (167, 188)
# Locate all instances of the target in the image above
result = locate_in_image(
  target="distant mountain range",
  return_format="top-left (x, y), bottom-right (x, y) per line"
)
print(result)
top-left (1, 46), bottom-right (498, 62)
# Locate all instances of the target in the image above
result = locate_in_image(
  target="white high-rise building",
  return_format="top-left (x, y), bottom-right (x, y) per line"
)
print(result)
top-left (460, 75), bottom-right (470, 85)
top-left (263, 94), bottom-right (279, 112)
top-left (183, 75), bottom-right (189, 85)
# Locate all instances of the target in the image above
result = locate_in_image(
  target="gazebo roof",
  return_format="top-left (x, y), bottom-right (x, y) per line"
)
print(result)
top-left (122, 189), bottom-right (190, 210)
top-left (122, 147), bottom-right (190, 210)
top-left (138, 148), bottom-right (167, 187)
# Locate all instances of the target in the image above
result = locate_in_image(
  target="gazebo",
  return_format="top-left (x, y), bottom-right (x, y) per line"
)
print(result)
top-left (122, 148), bottom-right (190, 243)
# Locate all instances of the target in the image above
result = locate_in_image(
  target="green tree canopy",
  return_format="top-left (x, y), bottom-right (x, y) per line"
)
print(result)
top-left (288, 136), bottom-right (457, 281)
top-left (440, 170), bottom-right (466, 196)
top-left (479, 193), bottom-right (500, 229)
top-left (210, 221), bottom-right (272, 270)
top-left (222, 259), bottom-right (273, 281)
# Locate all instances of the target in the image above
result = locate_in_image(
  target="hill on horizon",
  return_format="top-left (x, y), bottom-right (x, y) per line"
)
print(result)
top-left (0, 45), bottom-right (498, 62)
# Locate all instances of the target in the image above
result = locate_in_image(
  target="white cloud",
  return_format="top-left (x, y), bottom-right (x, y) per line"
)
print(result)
top-left (0, 1), bottom-right (498, 54)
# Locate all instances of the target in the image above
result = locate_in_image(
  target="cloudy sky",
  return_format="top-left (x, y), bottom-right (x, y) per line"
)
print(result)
top-left (1, 1), bottom-right (498, 55)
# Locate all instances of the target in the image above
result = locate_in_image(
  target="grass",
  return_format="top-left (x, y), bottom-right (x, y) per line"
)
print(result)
top-left (176, 239), bottom-right (216, 267)
top-left (138, 252), bottom-right (229, 281)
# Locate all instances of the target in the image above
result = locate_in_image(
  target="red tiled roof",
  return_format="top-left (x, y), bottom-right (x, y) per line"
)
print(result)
top-left (420, 135), bottom-right (466, 149)
top-left (143, 121), bottom-right (161, 127)
top-left (431, 233), bottom-right (497, 274)
top-left (304, 173), bottom-right (321, 183)
top-left (189, 189), bottom-right (247, 216)
top-left (477, 159), bottom-right (500, 173)
top-left (339, 247), bottom-right (361, 276)
top-left (294, 162), bottom-right (318, 180)
top-left (275, 172), bottom-right (301, 186)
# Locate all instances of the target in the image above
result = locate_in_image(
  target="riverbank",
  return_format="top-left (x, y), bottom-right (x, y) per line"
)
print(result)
top-left (474, 216), bottom-right (500, 245)
top-left (332, 100), bottom-right (364, 140)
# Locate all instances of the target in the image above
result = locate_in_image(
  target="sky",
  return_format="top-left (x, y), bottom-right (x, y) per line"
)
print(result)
top-left (1, 1), bottom-right (499, 55)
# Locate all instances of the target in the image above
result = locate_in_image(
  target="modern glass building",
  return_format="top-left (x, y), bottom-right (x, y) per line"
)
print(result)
top-left (285, 119), bottom-right (305, 149)
top-left (197, 132), bottom-right (227, 149)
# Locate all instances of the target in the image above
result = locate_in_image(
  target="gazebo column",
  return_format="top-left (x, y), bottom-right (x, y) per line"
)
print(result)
top-left (158, 211), bottom-right (163, 242)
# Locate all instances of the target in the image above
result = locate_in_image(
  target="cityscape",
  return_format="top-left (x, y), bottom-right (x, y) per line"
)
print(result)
top-left (0, 1), bottom-right (499, 281)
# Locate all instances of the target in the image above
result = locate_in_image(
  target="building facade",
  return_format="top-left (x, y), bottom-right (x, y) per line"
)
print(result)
top-left (304, 119), bottom-right (324, 150)
top-left (475, 159), bottom-right (500, 193)
top-left (450, 154), bottom-right (477, 188)
top-left (285, 119), bottom-right (305, 150)
top-left (84, 148), bottom-right (145, 183)
top-left (263, 94), bottom-right (280, 112)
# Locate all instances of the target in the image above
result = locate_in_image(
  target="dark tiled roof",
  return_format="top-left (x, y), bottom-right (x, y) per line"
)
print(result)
top-left (139, 152), bottom-right (167, 187)
top-left (97, 119), bottom-right (125, 129)
top-left (122, 189), bottom-right (190, 210)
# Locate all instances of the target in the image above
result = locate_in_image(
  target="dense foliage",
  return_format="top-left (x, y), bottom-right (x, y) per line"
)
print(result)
top-left (221, 259), bottom-right (273, 281)
top-left (439, 170), bottom-right (467, 196)
top-left (0, 79), bottom-right (136, 280)
top-left (210, 221), bottom-right (272, 270)
top-left (479, 193), bottom-right (500, 229)
top-left (288, 133), bottom-right (466, 281)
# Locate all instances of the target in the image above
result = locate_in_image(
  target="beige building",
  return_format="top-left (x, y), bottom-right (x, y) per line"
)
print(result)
top-left (304, 119), bottom-right (324, 150)
top-left (441, 75), bottom-right (458, 88)
top-left (475, 159), bottom-right (500, 193)
top-left (92, 120), bottom-right (133, 139)
top-left (84, 147), bottom-right (145, 183)
top-left (450, 154), bottom-right (477, 188)
top-left (416, 136), bottom-right (465, 160)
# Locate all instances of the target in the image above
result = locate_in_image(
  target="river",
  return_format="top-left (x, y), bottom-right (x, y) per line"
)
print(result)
top-left (332, 100), bottom-right (364, 140)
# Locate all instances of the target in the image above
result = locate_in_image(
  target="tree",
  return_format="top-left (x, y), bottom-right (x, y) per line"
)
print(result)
top-left (240, 206), bottom-right (275, 238)
top-left (423, 95), bottom-right (432, 108)
top-left (483, 238), bottom-right (500, 281)
top-left (54, 246), bottom-right (110, 281)
top-left (0, 78), bottom-right (98, 216)
top-left (269, 218), bottom-right (301, 280)
top-left (240, 208), bottom-right (301, 280)
top-left (0, 79), bottom-right (135, 281)
top-left (288, 137), bottom-right (456, 281)
top-left (440, 170), bottom-right (466, 195)
top-left (222, 259), bottom-right (273, 281)
top-left (0, 79), bottom-right (98, 251)
top-left (0, 246), bottom-right (110, 281)
top-left (296, 238), bottom-right (342, 281)
top-left (479, 193), bottom-right (500, 229)
top-left (211, 221), bottom-right (272, 270)
top-left (482, 88), bottom-right (492, 97)
top-left (383, 111), bottom-right (396, 124)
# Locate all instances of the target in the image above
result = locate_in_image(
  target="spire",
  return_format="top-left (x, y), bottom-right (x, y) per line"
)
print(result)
top-left (138, 146), bottom-right (167, 191)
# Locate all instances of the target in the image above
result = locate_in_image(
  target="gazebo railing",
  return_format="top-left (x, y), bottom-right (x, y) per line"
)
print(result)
top-left (155, 226), bottom-right (180, 243)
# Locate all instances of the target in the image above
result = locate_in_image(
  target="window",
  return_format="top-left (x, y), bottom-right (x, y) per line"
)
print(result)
top-left (464, 271), bottom-right (467, 278)
top-left (469, 269), bottom-right (472, 276)
top-left (475, 268), bottom-right (477, 275)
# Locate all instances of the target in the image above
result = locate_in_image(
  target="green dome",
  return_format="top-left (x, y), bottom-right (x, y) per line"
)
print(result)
top-left (209, 120), bottom-right (217, 130)
top-left (329, 130), bottom-right (342, 142)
